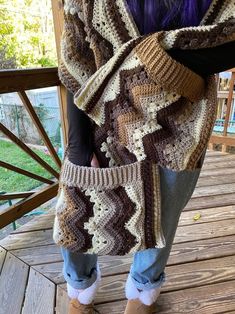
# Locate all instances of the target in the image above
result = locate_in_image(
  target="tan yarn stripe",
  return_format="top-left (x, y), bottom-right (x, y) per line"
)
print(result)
top-left (60, 158), bottom-right (143, 189)
top-left (134, 33), bottom-right (205, 102)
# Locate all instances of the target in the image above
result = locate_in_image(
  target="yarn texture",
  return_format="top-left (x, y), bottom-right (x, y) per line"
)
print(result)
top-left (53, 0), bottom-right (235, 255)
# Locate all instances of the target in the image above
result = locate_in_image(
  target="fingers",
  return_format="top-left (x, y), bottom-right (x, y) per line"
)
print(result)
top-left (90, 153), bottom-right (100, 168)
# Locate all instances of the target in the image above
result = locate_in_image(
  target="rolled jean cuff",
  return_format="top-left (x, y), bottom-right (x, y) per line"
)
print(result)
top-left (130, 271), bottom-right (166, 291)
top-left (63, 266), bottom-right (98, 290)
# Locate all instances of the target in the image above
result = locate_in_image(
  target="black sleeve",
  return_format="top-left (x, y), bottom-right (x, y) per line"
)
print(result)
top-left (67, 91), bottom-right (94, 166)
top-left (168, 41), bottom-right (235, 77)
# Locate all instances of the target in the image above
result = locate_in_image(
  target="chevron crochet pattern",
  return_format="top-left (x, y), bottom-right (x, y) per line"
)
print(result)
top-left (53, 0), bottom-right (235, 255)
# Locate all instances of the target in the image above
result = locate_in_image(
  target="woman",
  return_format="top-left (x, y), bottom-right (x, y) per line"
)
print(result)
top-left (55, 1), bottom-right (235, 313)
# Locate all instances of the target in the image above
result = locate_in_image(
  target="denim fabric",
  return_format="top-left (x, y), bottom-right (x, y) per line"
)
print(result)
top-left (61, 248), bottom-right (98, 289)
top-left (61, 149), bottom-right (206, 290)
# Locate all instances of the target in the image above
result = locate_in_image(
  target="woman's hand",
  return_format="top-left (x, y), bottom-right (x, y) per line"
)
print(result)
top-left (90, 153), bottom-right (100, 167)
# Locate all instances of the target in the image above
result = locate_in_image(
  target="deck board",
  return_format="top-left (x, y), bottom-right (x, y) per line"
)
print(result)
top-left (0, 229), bottom-right (54, 250)
top-left (196, 173), bottom-right (235, 187)
top-left (56, 286), bottom-right (69, 314)
top-left (22, 269), bottom-right (55, 314)
top-left (175, 218), bottom-right (235, 243)
top-left (192, 183), bottom-right (235, 198)
top-left (0, 150), bottom-right (235, 313)
top-left (185, 193), bottom-right (235, 210)
top-left (12, 212), bottom-right (55, 234)
top-left (0, 253), bottom-right (29, 314)
top-left (179, 205), bottom-right (235, 225)
top-left (95, 280), bottom-right (235, 314)
top-left (11, 245), bottom-right (62, 266)
top-left (204, 154), bottom-right (235, 162)
top-left (201, 160), bottom-right (235, 169)
top-left (199, 167), bottom-right (235, 177)
top-left (0, 247), bottom-right (6, 274)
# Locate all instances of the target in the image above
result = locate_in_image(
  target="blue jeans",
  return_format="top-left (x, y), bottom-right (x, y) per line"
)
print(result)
top-left (61, 149), bottom-right (206, 291)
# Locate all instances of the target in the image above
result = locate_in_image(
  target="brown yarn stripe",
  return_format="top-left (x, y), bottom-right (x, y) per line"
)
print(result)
top-left (203, 0), bottom-right (226, 25)
top-left (63, 12), bottom-right (96, 77)
top-left (67, 187), bottom-right (93, 251)
top-left (141, 160), bottom-right (156, 247)
top-left (58, 186), bottom-right (93, 252)
top-left (103, 187), bottom-right (137, 255)
top-left (106, 0), bottom-right (132, 43)
top-left (84, 0), bottom-right (114, 69)
top-left (58, 61), bottom-right (80, 95)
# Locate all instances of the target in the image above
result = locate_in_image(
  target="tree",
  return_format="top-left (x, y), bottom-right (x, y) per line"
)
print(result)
top-left (0, 0), bottom-right (57, 69)
top-left (0, 45), bottom-right (17, 69)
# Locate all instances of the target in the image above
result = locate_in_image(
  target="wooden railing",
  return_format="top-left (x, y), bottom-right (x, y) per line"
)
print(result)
top-left (0, 0), bottom-right (67, 230)
top-left (0, 68), bottom-right (62, 229)
top-left (209, 68), bottom-right (235, 152)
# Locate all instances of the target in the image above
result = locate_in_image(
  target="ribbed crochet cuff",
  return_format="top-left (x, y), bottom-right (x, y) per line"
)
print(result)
top-left (135, 32), bottom-right (205, 102)
top-left (60, 158), bottom-right (143, 189)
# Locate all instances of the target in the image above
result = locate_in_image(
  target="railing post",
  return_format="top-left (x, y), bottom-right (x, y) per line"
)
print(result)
top-left (51, 0), bottom-right (68, 148)
top-left (209, 69), bottom-right (235, 152)
top-left (222, 71), bottom-right (235, 152)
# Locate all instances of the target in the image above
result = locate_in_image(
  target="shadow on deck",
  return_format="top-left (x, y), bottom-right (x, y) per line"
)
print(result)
top-left (1, 150), bottom-right (235, 314)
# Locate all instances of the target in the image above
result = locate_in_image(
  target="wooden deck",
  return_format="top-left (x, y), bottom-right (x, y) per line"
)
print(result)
top-left (1, 150), bottom-right (235, 314)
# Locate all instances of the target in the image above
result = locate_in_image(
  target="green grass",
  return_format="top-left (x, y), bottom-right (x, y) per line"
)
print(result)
top-left (0, 139), bottom-right (60, 193)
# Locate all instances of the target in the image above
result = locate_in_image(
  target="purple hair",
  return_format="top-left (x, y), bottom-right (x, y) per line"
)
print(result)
top-left (126, 0), bottom-right (212, 34)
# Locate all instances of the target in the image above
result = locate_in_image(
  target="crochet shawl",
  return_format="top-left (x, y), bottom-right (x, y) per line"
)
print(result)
top-left (53, 0), bottom-right (235, 255)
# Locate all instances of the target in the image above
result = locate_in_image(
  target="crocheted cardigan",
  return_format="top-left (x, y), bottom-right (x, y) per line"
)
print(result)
top-left (53, 0), bottom-right (235, 255)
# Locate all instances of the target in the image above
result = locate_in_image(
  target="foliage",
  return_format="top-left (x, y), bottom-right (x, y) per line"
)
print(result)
top-left (0, 0), bottom-right (57, 69)
top-left (0, 45), bottom-right (17, 69)
top-left (9, 105), bottom-right (29, 141)
top-left (51, 122), bottom-right (62, 147)
top-left (34, 103), bottom-right (49, 124)
top-left (8, 103), bottom-right (49, 142)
